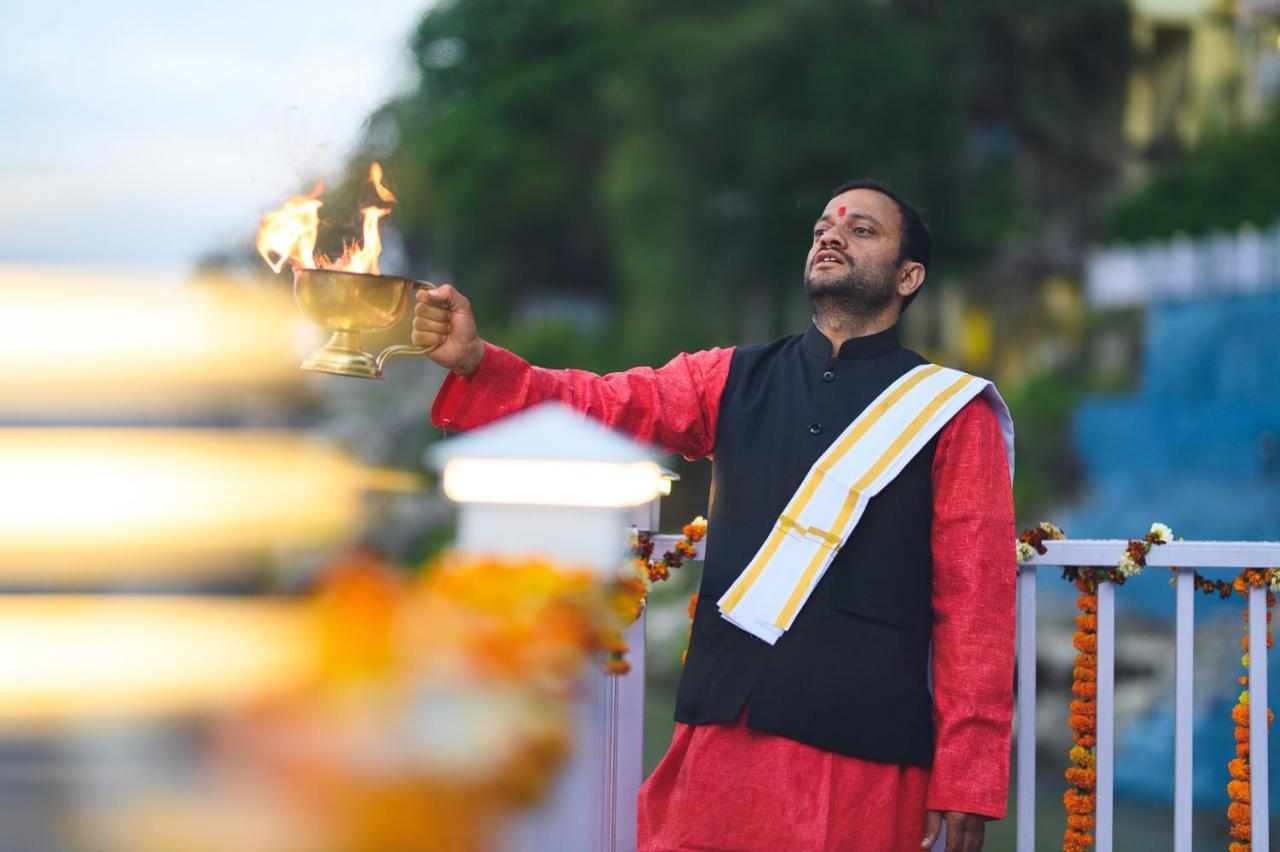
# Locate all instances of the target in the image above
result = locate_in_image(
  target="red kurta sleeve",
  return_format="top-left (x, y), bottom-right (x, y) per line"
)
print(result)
top-left (430, 341), bottom-right (735, 460)
top-left (925, 396), bottom-right (1016, 820)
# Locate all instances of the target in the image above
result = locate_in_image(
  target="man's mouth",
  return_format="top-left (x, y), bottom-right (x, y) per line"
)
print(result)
top-left (813, 250), bottom-right (845, 269)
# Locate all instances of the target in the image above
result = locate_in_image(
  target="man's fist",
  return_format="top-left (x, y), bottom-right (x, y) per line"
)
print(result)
top-left (412, 283), bottom-right (485, 378)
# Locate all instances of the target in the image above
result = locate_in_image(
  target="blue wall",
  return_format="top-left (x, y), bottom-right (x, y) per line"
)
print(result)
top-left (1064, 289), bottom-right (1280, 809)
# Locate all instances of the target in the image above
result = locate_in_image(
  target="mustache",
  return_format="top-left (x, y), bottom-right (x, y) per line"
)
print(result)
top-left (811, 248), bottom-right (853, 268)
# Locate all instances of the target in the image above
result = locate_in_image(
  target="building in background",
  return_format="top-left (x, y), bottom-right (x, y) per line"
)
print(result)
top-left (1125, 0), bottom-right (1280, 166)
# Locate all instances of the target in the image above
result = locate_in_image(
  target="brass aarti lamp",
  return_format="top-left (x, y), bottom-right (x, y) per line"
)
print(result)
top-left (293, 268), bottom-right (437, 379)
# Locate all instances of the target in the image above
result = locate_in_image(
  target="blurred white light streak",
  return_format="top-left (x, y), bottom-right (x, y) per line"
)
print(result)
top-left (0, 430), bottom-right (363, 580)
top-left (0, 267), bottom-right (313, 414)
top-left (0, 596), bottom-right (317, 722)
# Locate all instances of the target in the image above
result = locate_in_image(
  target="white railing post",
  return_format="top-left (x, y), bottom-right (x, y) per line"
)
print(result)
top-left (1174, 568), bottom-right (1194, 852)
top-left (1095, 578), bottom-right (1116, 852)
top-left (610, 609), bottom-right (646, 852)
top-left (1248, 583), bottom-right (1270, 852)
top-left (1016, 564), bottom-right (1037, 852)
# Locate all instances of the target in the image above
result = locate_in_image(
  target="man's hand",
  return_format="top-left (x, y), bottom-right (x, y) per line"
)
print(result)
top-left (921, 810), bottom-right (985, 851)
top-left (412, 284), bottom-right (485, 378)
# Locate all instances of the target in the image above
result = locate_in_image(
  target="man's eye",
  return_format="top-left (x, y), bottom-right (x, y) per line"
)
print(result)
top-left (853, 226), bottom-right (872, 236)
top-left (814, 228), bottom-right (827, 238)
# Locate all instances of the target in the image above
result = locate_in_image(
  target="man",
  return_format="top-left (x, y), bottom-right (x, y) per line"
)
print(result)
top-left (413, 181), bottom-right (1016, 852)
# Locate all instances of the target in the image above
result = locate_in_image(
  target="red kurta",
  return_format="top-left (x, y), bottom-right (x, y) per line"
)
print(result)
top-left (431, 341), bottom-right (1016, 852)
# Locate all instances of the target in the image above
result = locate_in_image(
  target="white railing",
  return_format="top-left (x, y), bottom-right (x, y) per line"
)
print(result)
top-left (607, 537), bottom-right (1279, 852)
top-left (1021, 540), bottom-right (1280, 852)
top-left (1085, 222), bottom-right (1280, 308)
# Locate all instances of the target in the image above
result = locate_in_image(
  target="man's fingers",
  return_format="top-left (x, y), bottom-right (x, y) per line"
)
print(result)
top-left (413, 300), bottom-right (451, 322)
top-left (420, 282), bottom-right (467, 312)
top-left (941, 813), bottom-right (983, 852)
top-left (411, 330), bottom-right (445, 348)
top-left (413, 316), bottom-right (450, 334)
top-left (920, 811), bottom-right (942, 848)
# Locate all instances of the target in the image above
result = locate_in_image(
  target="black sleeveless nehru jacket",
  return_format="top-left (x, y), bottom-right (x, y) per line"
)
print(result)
top-left (674, 323), bottom-right (939, 767)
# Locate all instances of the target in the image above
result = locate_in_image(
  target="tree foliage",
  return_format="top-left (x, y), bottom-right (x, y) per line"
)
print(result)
top-left (1107, 99), bottom-right (1280, 242)
top-left (348, 0), bottom-right (1129, 366)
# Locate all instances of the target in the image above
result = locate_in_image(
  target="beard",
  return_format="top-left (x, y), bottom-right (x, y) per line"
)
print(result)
top-left (803, 253), bottom-right (898, 318)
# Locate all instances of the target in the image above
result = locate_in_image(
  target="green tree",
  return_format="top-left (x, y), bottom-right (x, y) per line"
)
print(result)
top-left (1107, 99), bottom-right (1280, 241)
top-left (342, 0), bottom-right (1129, 367)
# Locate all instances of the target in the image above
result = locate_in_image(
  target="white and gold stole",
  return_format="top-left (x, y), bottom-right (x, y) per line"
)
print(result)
top-left (716, 364), bottom-right (1014, 644)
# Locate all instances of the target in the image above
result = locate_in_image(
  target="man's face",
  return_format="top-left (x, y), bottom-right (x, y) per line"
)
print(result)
top-left (803, 188), bottom-right (905, 314)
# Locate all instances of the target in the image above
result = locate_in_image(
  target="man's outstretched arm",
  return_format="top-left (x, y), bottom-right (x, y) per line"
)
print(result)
top-left (413, 284), bottom-right (734, 460)
top-left (920, 397), bottom-right (1016, 851)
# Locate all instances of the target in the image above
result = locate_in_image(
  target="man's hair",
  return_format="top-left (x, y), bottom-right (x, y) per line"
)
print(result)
top-left (830, 179), bottom-right (932, 311)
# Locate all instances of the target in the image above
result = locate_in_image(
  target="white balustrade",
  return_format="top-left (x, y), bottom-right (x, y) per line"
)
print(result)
top-left (1018, 539), bottom-right (1280, 852)
top-left (606, 538), bottom-right (1280, 852)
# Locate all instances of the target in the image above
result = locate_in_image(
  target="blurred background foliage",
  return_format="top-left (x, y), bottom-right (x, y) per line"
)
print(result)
top-left (1107, 99), bottom-right (1280, 240)
top-left (306, 0), bottom-right (1153, 522)
top-left (242, 0), bottom-right (1280, 527)
top-left (337, 0), bottom-right (1129, 361)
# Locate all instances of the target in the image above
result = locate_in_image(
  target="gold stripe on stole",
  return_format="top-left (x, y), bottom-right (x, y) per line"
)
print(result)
top-left (719, 365), bottom-right (943, 613)
top-left (771, 374), bottom-right (975, 629)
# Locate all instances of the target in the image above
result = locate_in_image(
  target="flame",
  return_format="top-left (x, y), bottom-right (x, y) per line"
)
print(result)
top-left (256, 196), bottom-right (322, 274)
top-left (336, 206), bottom-right (391, 275)
top-left (370, 162), bottom-right (397, 203)
top-left (255, 164), bottom-right (396, 275)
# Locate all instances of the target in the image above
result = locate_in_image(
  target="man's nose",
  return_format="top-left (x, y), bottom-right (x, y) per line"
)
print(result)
top-left (819, 230), bottom-right (844, 248)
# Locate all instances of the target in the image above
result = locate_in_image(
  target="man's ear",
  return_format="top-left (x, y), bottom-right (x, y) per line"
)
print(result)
top-left (898, 261), bottom-right (925, 299)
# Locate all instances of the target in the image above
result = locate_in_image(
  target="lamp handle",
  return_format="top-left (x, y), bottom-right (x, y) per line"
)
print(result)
top-left (375, 280), bottom-right (439, 371)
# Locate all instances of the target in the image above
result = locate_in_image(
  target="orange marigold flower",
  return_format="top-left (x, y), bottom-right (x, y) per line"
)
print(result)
top-left (1065, 767), bottom-right (1096, 788)
top-left (1230, 843), bottom-right (1251, 852)
top-left (1228, 779), bottom-right (1251, 802)
top-left (1066, 814), bottom-right (1095, 830)
top-left (1070, 699), bottom-right (1096, 718)
top-left (1228, 800), bottom-right (1251, 824)
top-left (1068, 714), bottom-right (1094, 733)
top-left (1076, 593), bottom-right (1098, 613)
top-left (1237, 741), bottom-right (1250, 758)
top-left (1235, 726), bottom-right (1250, 743)
top-left (1230, 821), bottom-right (1253, 841)
top-left (1063, 830), bottom-right (1093, 850)
top-left (1063, 788), bottom-right (1095, 814)
top-left (1076, 733), bottom-right (1096, 748)
top-left (1232, 704), bottom-right (1251, 727)
top-left (1229, 757), bottom-right (1250, 781)
top-left (1073, 665), bottom-right (1097, 683)
top-left (1072, 681), bottom-right (1098, 699)
top-left (1075, 613), bottom-right (1098, 632)
top-left (1073, 633), bottom-right (1097, 653)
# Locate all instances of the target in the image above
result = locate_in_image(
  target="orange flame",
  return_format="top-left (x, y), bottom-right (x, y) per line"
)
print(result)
top-left (370, 162), bottom-right (396, 204)
top-left (255, 164), bottom-right (396, 275)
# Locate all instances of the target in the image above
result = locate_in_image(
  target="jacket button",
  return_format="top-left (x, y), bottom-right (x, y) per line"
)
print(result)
top-left (808, 423), bottom-right (823, 435)
top-left (822, 370), bottom-right (835, 383)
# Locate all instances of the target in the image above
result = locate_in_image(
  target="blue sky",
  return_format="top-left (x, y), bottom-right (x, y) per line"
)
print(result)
top-left (1, 1), bottom-right (429, 273)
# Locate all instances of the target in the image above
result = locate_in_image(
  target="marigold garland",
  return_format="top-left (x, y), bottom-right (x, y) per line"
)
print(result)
top-left (1226, 574), bottom-right (1276, 852)
top-left (602, 516), bottom-right (707, 675)
top-left (1063, 565), bottom-right (1099, 852)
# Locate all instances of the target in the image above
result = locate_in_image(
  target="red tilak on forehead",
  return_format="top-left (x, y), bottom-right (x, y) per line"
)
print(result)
top-left (837, 206), bottom-right (846, 217)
